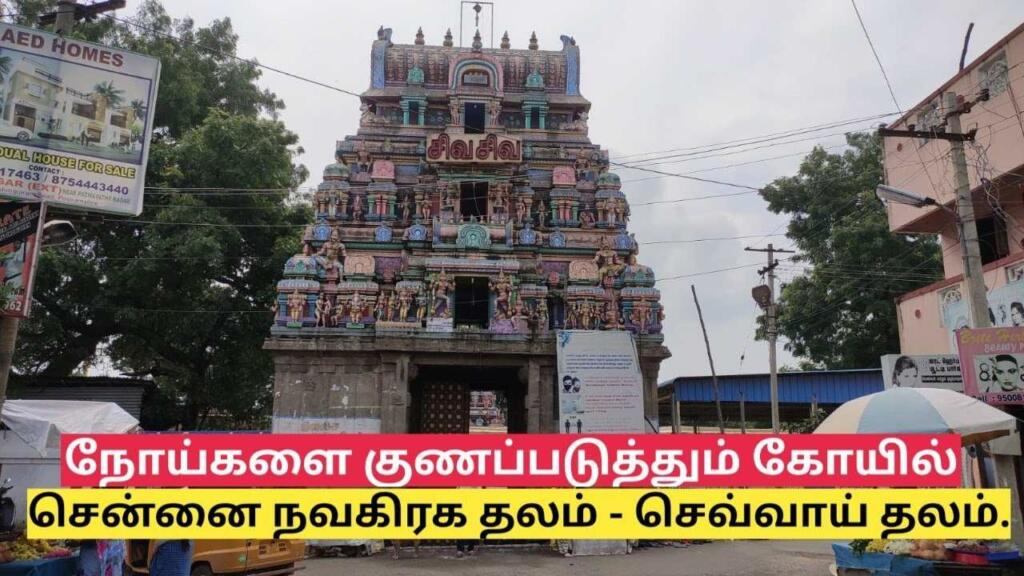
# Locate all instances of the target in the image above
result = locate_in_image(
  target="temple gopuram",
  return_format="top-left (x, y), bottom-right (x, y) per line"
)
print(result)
top-left (266, 26), bottom-right (670, 434)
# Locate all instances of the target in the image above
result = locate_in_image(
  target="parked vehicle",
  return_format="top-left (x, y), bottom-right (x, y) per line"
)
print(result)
top-left (125, 540), bottom-right (306, 576)
top-left (0, 122), bottom-right (34, 142)
top-left (0, 478), bottom-right (14, 534)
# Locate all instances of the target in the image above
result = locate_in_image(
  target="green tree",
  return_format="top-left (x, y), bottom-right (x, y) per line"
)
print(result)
top-left (758, 133), bottom-right (943, 368)
top-left (12, 1), bottom-right (309, 429)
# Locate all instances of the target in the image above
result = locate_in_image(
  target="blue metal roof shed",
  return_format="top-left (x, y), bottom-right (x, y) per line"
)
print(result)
top-left (662, 369), bottom-right (883, 405)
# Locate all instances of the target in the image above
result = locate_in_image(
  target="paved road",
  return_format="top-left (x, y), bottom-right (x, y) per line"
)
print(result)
top-left (302, 540), bottom-right (835, 576)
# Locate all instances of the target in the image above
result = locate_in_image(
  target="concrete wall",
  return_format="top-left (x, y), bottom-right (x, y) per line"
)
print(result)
top-left (898, 252), bottom-right (1024, 354)
top-left (266, 336), bottom-right (669, 434)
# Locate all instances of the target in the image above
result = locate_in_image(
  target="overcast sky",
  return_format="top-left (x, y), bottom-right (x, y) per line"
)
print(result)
top-left (128, 0), bottom-right (1024, 379)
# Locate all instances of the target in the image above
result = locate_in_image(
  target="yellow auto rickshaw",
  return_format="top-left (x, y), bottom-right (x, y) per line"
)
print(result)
top-left (125, 540), bottom-right (306, 576)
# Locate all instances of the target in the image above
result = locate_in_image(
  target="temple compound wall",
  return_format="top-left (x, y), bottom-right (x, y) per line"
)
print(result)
top-left (265, 27), bottom-right (670, 434)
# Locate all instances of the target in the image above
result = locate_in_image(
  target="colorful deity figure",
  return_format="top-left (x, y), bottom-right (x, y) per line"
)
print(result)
top-left (399, 194), bottom-right (412, 223)
top-left (579, 209), bottom-right (595, 229)
top-left (416, 190), bottom-right (431, 221)
top-left (314, 292), bottom-right (328, 327)
top-left (603, 300), bottom-right (623, 330)
top-left (490, 183), bottom-right (508, 224)
top-left (448, 98), bottom-right (461, 125)
top-left (578, 301), bottom-right (593, 330)
top-left (593, 235), bottom-right (624, 282)
top-left (348, 292), bottom-right (365, 324)
top-left (322, 294), bottom-right (334, 326)
top-left (575, 146), bottom-right (591, 179)
top-left (331, 299), bottom-right (344, 326)
top-left (416, 294), bottom-right (428, 321)
top-left (490, 270), bottom-right (512, 319)
top-left (318, 230), bottom-right (347, 278)
top-left (431, 269), bottom-right (453, 318)
top-left (535, 298), bottom-right (549, 328)
top-left (351, 193), bottom-right (365, 221)
top-left (355, 140), bottom-right (373, 171)
top-left (398, 288), bottom-right (414, 321)
top-left (374, 291), bottom-right (390, 320)
top-left (516, 196), bottom-right (529, 225)
top-left (633, 296), bottom-right (652, 334)
top-left (442, 182), bottom-right (458, 223)
top-left (488, 102), bottom-right (502, 127)
top-left (535, 200), bottom-right (548, 228)
top-left (287, 290), bottom-right (305, 324)
top-left (387, 291), bottom-right (400, 321)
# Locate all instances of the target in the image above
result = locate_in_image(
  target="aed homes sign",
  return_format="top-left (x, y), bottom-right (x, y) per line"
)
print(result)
top-left (426, 133), bottom-right (521, 163)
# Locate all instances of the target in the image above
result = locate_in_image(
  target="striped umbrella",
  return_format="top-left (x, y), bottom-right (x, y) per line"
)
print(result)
top-left (814, 387), bottom-right (1017, 445)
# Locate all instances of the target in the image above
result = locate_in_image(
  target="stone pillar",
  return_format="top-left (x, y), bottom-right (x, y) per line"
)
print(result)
top-left (538, 109), bottom-right (546, 130)
top-left (380, 353), bottom-right (411, 433)
top-left (641, 360), bottom-right (662, 431)
top-left (418, 106), bottom-right (425, 126)
top-left (524, 359), bottom-right (541, 433)
top-left (539, 363), bottom-right (556, 432)
top-left (400, 100), bottom-right (410, 125)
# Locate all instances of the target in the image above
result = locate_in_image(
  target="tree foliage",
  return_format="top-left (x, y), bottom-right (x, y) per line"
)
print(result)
top-left (758, 133), bottom-right (942, 369)
top-left (12, 1), bottom-right (309, 429)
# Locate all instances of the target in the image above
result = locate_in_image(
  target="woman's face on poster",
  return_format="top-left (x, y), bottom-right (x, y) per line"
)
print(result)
top-left (896, 367), bottom-right (918, 387)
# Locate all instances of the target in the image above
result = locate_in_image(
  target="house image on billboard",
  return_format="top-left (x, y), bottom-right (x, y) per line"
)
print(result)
top-left (0, 54), bottom-right (139, 149)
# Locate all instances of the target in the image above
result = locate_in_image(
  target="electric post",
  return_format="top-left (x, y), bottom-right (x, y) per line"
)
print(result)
top-left (747, 243), bottom-right (794, 433)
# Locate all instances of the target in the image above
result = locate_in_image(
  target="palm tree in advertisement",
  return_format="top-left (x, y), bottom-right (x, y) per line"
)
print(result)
top-left (129, 98), bottom-right (146, 120)
top-left (90, 80), bottom-right (124, 147)
top-left (93, 80), bottom-right (124, 109)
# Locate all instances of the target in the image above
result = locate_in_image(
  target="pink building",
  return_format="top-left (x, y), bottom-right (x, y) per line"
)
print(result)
top-left (885, 23), bottom-right (1024, 354)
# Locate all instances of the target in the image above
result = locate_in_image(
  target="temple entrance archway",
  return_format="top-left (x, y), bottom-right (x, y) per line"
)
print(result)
top-left (410, 365), bottom-right (526, 433)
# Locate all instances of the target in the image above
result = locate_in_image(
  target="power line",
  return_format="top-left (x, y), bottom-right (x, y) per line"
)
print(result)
top-left (641, 233), bottom-right (787, 245)
top-left (107, 14), bottom-right (363, 99)
top-left (610, 111), bottom-right (899, 162)
top-left (850, 0), bottom-right (901, 112)
top-left (617, 121), bottom-right (885, 169)
top-left (608, 162), bottom-right (762, 191)
top-left (655, 262), bottom-right (764, 284)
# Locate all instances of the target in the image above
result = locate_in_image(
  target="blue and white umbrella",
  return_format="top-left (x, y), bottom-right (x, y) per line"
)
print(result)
top-left (814, 387), bottom-right (1017, 445)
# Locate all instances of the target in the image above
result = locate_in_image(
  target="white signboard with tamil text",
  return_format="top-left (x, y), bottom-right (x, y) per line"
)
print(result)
top-left (0, 24), bottom-right (160, 215)
top-left (881, 354), bottom-right (963, 391)
top-left (556, 330), bottom-right (645, 434)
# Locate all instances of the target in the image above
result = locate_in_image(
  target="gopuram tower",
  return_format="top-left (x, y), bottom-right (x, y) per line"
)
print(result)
top-left (266, 26), bottom-right (670, 434)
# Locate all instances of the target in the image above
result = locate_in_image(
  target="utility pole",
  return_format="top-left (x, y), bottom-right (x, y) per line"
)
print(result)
top-left (746, 243), bottom-right (794, 433)
top-left (945, 91), bottom-right (990, 330)
top-left (691, 285), bottom-right (724, 434)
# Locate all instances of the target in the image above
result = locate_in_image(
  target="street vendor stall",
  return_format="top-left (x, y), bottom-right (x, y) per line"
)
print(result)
top-left (816, 388), bottom-right (1022, 574)
top-left (0, 399), bottom-right (138, 529)
top-left (0, 400), bottom-right (138, 574)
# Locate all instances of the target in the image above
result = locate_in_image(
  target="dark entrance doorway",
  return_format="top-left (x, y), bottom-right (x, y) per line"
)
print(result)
top-left (460, 181), bottom-right (487, 220)
top-left (454, 276), bottom-right (489, 328)
top-left (463, 102), bottom-right (485, 133)
top-left (411, 365), bottom-right (527, 433)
